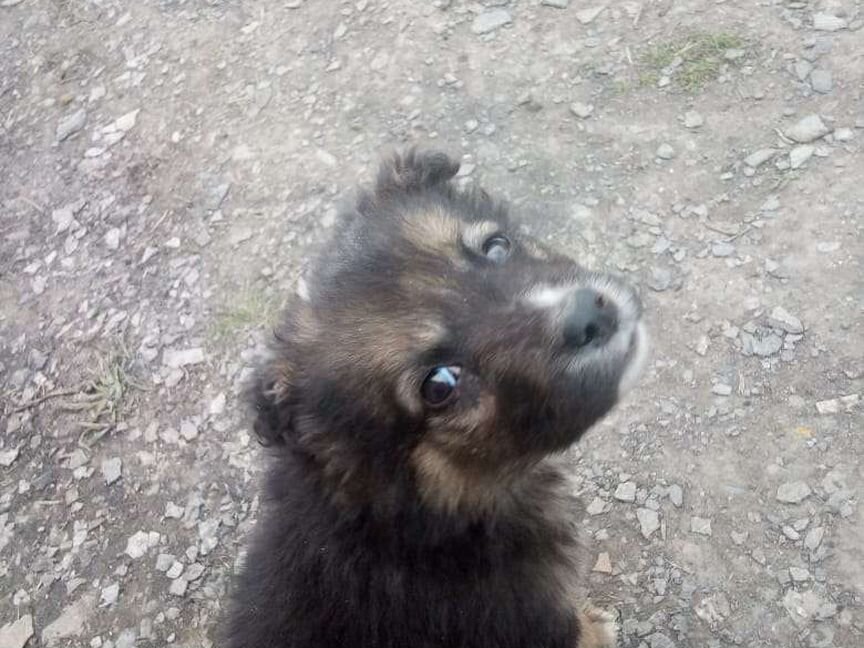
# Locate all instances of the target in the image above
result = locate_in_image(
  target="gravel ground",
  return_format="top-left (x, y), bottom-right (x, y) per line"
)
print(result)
top-left (1, 1), bottom-right (862, 647)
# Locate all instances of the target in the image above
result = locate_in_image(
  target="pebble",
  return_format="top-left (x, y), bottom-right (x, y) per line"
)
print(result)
top-left (691, 517), bottom-right (713, 536)
top-left (124, 530), bottom-right (159, 559)
top-left (745, 148), bottom-right (777, 167)
top-left (768, 306), bottom-right (804, 334)
top-left (794, 60), bottom-right (813, 81)
top-left (636, 508), bottom-right (660, 539)
top-left (41, 596), bottom-right (94, 646)
top-left (0, 446), bottom-right (20, 467)
top-left (168, 578), bottom-right (188, 597)
top-left (0, 614), bottom-right (33, 648)
top-left (56, 108), bottom-right (87, 141)
top-left (785, 114), bottom-right (830, 143)
top-left (782, 589), bottom-right (837, 626)
top-left (693, 592), bottom-right (730, 626)
top-left (655, 143), bottom-right (675, 160)
top-left (810, 69), bottom-right (833, 94)
top-left (776, 481), bottom-right (812, 504)
top-left (683, 111), bottom-right (704, 129)
top-left (741, 330), bottom-right (783, 357)
top-left (162, 347), bottom-right (206, 368)
top-left (804, 526), bottom-right (824, 550)
top-left (101, 457), bottom-right (122, 485)
top-left (789, 566), bottom-right (811, 582)
top-left (541, 0), bottom-right (569, 6)
top-left (711, 241), bottom-right (735, 258)
top-left (569, 102), bottom-right (594, 119)
top-left (104, 228), bottom-right (121, 250)
top-left (586, 497), bottom-right (608, 515)
top-left (575, 6), bottom-right (605, 24)
top-left (113, 109), bottom-right (140, 132)
top-left (833, 127), bottom-right (854, 141)
top-left (711, 383), bottom-right (732, 396)
top-left (155, 553), bottom-right (175, 571)
top-left (668, 484), bottom-right (683, 507)
top-left (592, 552), bottom-right (613, 574)
top-left (180, 420), bottom-right (199, 441)
top-left (614, 481), bottom-right (637, 502)
top-left (471, 9), bottom-right (512, 34)
top-left (790, 145), bottom-right (815, 169)
top-left (100, 583), bottom-right (119, 607)
top-left (812, 12), bottom-right (847, 31)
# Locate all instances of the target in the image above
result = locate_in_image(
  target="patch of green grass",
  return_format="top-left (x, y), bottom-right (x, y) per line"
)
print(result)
top-left (641, 32), bottom-right (745, 92)
top-left (210, 288), bottom-right (280, 342)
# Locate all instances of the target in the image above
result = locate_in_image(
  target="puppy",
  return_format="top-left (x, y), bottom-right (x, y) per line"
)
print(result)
top-left (222, 150), bottom-right (647, 648)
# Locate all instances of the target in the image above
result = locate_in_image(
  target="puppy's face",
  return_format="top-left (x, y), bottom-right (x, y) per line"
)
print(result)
top-left (255, 152), bottom-right (646, 512)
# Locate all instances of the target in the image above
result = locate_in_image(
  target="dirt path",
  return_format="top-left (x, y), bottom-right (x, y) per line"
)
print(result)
top-left (1, 1), bottom-right (862, 646)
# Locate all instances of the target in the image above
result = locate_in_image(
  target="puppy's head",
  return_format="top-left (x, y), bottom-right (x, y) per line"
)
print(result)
top-left (254, 150), bottom-right (647, 513)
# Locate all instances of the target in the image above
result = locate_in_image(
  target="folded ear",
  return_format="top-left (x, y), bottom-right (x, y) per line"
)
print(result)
top-left (375, 149), bottom-right (460, 197)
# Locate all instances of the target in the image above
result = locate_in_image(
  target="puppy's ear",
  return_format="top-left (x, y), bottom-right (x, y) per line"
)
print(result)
top-left (375, 149), bottom-right (460, 196)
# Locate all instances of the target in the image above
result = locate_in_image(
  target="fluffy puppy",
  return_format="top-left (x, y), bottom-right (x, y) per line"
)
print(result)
top-left (222, 150), bottom-right (647, 648)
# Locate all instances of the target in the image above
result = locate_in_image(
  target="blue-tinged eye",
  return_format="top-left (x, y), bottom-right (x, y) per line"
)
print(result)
top-left (482, 235), bottom-right (511, 263)
top-left (421, 366), bottom-right (461, 407)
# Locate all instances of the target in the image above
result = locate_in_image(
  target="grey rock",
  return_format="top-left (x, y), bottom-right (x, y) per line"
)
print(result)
top-left (655, 143), bottom-right (675, 160)
top-left (834, 127), bottom-right (854, 141)
top-left (647, 632), bottom-right (676, 648)
top-left (155, 553), bottom-right (175, 571)
top-left (647, 266), bottom-right (673, 292)
top-left (812, 12), bottom-right (847, 31)
top-left (540, 0), bottom-right (569, 7)
top-left (794, 60), bottom-right (813, 81)
top-left (789, 566), bottom-right (811, 582)
top-left (586, 497), bottom-right (607, 515)
top-left (471, 9), bottom-right (511, 34)
top-left (569, 102), bottom-right (594, 119)
top-left (785, 114), bottom-right (830, 143)
top-left (180, 420), bottom-right (199, 441)
top-left (41, 596), bottom-right (95, 646)
top-left (790, 145), bottom-right (815, 169)
top-left (56, 108), bottom-right (87, 141)
top-left (691, 517), bottom-right (713, 536)
top-left (0, 614), bottom-right (33, 648)
top-left (810, 69), bottom-right (832, 93)
top-left (100, 582), bottom-right (120, 606)
top-left (741, 330), bottom-right (783, 357)
top-left (166, 561), bottom-right (184, 579)
top-left (693, 591), bottom-right (731, 626)
top-left (777, 481), bottom-right (812, 504)
top-left (575, 6), bottom-right (605, 25)
top-left (782, 589), bottom-right (837, 626)
top-left (125, 530), bottom-right (159, 559)
top-left (104, 227), bottom-right (121, 250)
top-left (168, 578), bottom-right (189, 597)
top-left (162, 347), bottom-right (206, 368)
top-left (0, 447), bottom-right (20, 468)
top-left (614, 481), bottom-right (637, 502)
top-left (804, 526), bottom-right (825, 550)
top-left (637, 508), bottom-right (660, 538)
top-left (745, 148), bottom-right (777, 167)
top-left (711, 383), bottom-right (732, 396)
top-left (668, 484), bottom-right (683, 507)
top-left (101, 457), bottom-right (122, 485)
top-left (711, 241), bottom-right (735, 257)
top-left (683, 111), bottom-right (704, 129)
top-left (769, 306), bottom-right (804, 334)
top-left (115, 629), bottom-right (137, 648)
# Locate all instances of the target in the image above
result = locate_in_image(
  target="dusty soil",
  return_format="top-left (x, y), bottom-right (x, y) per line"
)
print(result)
top-left (1, 0), bottom-right (862, 647)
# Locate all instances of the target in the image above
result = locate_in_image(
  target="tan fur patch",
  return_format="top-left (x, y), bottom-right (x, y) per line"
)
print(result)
top-left (400, 209), bottom-right (463, 265)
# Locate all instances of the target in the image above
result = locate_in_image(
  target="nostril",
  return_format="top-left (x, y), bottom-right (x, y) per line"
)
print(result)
top-left (562, 288), bottom-right (619, 349)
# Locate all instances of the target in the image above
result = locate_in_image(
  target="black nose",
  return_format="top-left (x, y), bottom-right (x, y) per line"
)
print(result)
top-left (563, 288), bottom-right (619, 349)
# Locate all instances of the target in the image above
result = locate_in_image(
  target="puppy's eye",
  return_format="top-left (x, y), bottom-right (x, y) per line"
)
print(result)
top-left (421, 366), bottom-right (461, 407)
top-left (482, 235), bottom-right (511, 263)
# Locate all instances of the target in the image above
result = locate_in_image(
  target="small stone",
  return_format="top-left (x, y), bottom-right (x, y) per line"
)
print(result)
top-left (655, 143), bottom-right (675, 160)
top-left (56, 108), bottom-right (87, 141)
top-left (41, 596), bottom-right (95, 646)
top-left (592, 552), bottom-right (613, 574)
top-left (115, 629), bottom-right (137, 648)
top-left (804, 526), bottom-right (824, 550)
top-left (114, 109), bottom-right (139, 132)
top-left (794, 60), bottom-right (813, 81)
top-left (777, 481), bottom-right (811, 504)
top-left (0, 614), bottom-right (33, 648)
top-left (693, 592), bottom-right (731, 626)
top-left (647, 632), bottom-right (676, 648)
top-left (168, 578), bottom-right (188, 597)
top-left (464, 119), bottom-right (479, 133)
top-left (100, 583), bottom-right (119, 606)
top-left (768, 306), bottom-right (804, 334)
top-left (815, 399), bottom-right (839, 414)
top-left (785, 114), bottom-right (830, 143)
top-left (745, 148), bottom-right (777, 167)
top-left (691, 517), bottom-right (713, 536)
top-left (125, 531), bottom-right (158, 559)
top-left (711, 384), bottom-right (732, 397)
top-left (790, 145), bottom-right (815, 169)
top-left (711, 242), bottom-right (735, 257)
top-left (162, 347), bottom-right (206, 368)
top-left (0, 446), bottom-right (20, 467)
top-left (741, 331), bottom-right (783, 357)
top-left (647, 266), bottom-right (673, 292)
top-left (810, 69), bottom-right (832, 94)
top-left (636, 508), bottom-right (660, 539)
top-left (683, 111), bottom-right (704, 129)
top-left (586, 497), bottom-right (608, 515)
top-left (730, 530), bottom-right (748, 545)
top-left (155, 553), bottom-right (175, 571)
top-left (471, 9), bottom-right (511, 34)
top-left (575, 6), bottom-right (605, 24)
top-left (569, 102), bottom-right (594, 119)
top-left (614, 481), bottom-right (637, 503)
top-left (789, 566), bottom-right (811, 582)
top-left (180, 420), bottom-right (198, 441)
top-left (668, 484), bottom-right (683, 507)
top-left (833, 127), bottom-right (854, 141)
top-left (101, 457), bottom-right (122, 485)
top-left (166, 561), bottom-right (184, 579)
top-left (540, 0), bottom-right (569, 7)
top-left (104, 227), bottom-right (121, 250)
top-left (812, 12), bottom-right (847, 31)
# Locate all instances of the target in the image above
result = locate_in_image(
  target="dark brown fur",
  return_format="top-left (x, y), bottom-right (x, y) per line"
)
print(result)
top-left (222, 150), bottom-right (644, 648)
